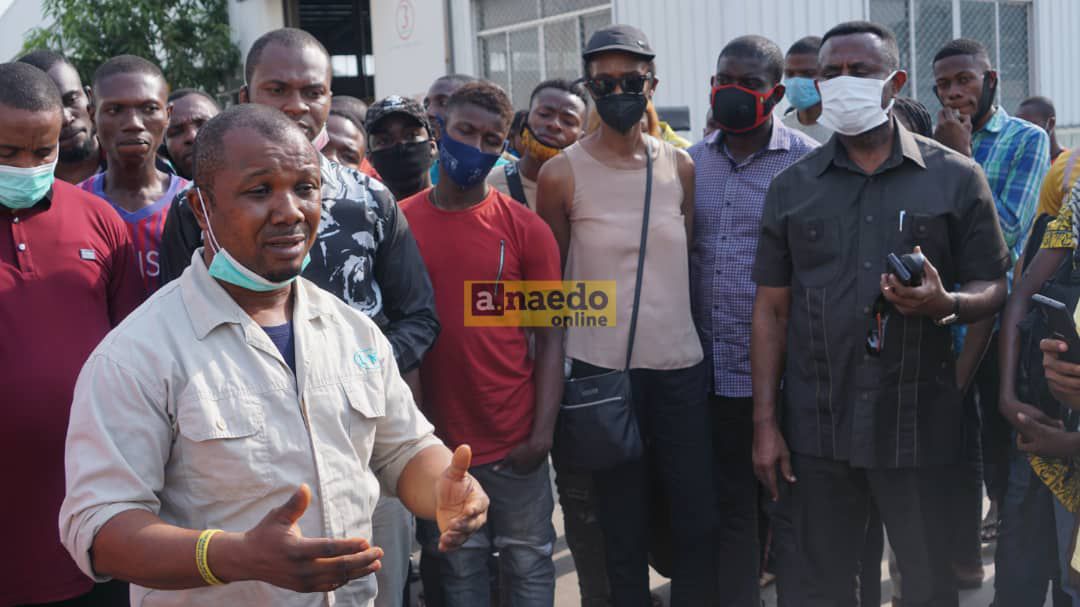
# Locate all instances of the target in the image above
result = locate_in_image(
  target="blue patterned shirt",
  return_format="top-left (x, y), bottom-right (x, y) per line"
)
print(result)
top-left (690, 123), bottom-right (819, 397)
top-left (972, 108), bottom-right (1050, 261)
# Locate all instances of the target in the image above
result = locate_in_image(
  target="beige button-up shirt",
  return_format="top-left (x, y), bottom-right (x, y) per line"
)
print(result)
top-left (60, 251), bottom-right (442, 607)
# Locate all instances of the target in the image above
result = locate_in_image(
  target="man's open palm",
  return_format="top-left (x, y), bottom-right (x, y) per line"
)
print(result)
top-left (435, 445), bottom-right (489, 552)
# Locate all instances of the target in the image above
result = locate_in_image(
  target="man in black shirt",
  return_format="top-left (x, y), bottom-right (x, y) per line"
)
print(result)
top-left (750, 21), bottom-right (1009, 606)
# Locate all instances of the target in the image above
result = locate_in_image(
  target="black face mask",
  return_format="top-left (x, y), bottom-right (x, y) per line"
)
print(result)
top-left (594, 93), bottom-right (648, 134)
top-left (972, 72), bottom-right (998, 127)
top-left (710, 84), bottom-right (779, 134)
top-left (369, 141), bottom-right (434, 185)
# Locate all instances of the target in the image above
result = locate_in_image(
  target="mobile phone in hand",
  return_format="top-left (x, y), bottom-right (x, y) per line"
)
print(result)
top-left (1032, 294), bottom-right (1080, 365)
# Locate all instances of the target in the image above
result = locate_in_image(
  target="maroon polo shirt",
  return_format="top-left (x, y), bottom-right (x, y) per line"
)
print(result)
top-left (0, 179), bottom-right (144, 604)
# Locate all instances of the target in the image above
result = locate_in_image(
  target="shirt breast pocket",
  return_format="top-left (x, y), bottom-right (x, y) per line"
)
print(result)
top-left (175, 394), bottom-right (273, 500)
top-left (789, 218), bottom-right (842, 287)
top-left (901, 213), bottom-right (950, 272)
top-left (345, 379), bottom-right (386, 464)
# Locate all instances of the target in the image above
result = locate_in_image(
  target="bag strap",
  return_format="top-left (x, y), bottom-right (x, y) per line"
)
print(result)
top-left (504, 162), bottom-right (529, 207)
top-left (624, 139), bottom-right (654, 371)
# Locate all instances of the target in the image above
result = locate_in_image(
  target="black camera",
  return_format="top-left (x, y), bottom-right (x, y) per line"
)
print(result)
top-left (886, 252), bottom-right (925, 287)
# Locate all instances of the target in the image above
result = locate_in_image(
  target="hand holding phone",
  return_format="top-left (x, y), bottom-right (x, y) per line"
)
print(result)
top-left (886, 252), bottom-right (925, 287)
top-left (1032, 294), bottom-right (1080, 365)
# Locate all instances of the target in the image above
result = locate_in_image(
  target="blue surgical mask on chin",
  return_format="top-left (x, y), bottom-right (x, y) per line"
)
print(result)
top-left (0, 157), bottom-right (57, 210)
top-left (784, 77), bottom-right (822, 111)
top-left (197, 188), bottom-right (310, 292)
top-left (437, 130), bottom-right (503, 188)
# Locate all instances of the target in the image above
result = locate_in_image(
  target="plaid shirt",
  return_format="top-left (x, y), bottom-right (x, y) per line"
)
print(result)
top-left (972, 108), bottom-right (1050, 261)
top-left (689, 123), bottom-right (819, 397)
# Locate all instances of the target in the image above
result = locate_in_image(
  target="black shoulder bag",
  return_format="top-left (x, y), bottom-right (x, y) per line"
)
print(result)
top-left (504, 162), bottom-right (529, 207)
top-left (552, 142), bottom-right (651, 471)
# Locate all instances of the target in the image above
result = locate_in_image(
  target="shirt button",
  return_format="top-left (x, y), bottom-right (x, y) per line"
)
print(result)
top-left (865, 215), bottom-right (873, 223)
top-left (721, 236), bottom-right (727, 241)
top-left (17, 243), bottom-right (26, 252)
top-left (12, 216), bottom-right (19, 223)
top-left (862, 392), bottom-right (871, 400)
top-left (863, 261), bottom-right (872, 269)
top-left (216, 418), bottom-right (226, 430)
top-left (863, 306), bottom-right (871, 314)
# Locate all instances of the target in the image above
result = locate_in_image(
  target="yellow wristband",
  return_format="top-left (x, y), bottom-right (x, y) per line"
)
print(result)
top-left (195, 529), bottom-right (226, 586)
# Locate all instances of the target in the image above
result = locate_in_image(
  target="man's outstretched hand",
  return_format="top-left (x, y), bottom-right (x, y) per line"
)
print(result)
top-left (227, 484), bottom-right (383, 593)
top-left (435, 445), bottom-right (489, 553)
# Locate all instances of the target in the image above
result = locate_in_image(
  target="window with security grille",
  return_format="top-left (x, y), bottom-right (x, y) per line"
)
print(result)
top-left (474, 0), bottom-right (611, 109)
top-left (869, 0), bottom-right (1032, 118)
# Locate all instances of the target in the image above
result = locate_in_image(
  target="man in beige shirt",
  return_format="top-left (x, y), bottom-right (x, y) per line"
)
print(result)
top-left (59, 104), bottom-right (489, 607)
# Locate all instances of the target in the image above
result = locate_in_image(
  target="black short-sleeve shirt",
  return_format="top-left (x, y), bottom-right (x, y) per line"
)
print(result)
top-left (752, 120), bottom-right (1010, 469)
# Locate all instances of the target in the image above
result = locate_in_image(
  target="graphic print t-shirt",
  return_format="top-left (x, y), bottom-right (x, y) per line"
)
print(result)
top-left (80, 173), bottom-right (188, 294)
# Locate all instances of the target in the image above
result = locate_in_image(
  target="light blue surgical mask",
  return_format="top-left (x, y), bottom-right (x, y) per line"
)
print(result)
top-left (197, 188), bottom-right (310, 292)
top-left (0, 158), bottom-right (57, 210)
top-left (784, 77), bottom-right (822, 111)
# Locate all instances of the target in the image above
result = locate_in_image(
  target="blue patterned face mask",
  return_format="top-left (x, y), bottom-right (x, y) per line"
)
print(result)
top-left (437, 129), bottom-right (503, 188)
top-left (784, 77), bottom-right (821, 110)
top-left (197, 187), bottom-right (310, 292)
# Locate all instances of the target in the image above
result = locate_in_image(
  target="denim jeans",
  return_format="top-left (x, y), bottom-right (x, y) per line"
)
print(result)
top-left (372, 497), bottom-right (413, 607)
top-left (992, 445), bottom-right (1070, 606)
top-left (1053, 491), bottom-right (1080, 605)
top-left (420, 459), bottom-right (556, 607)
top-left (571, 359), bottom-right (716, 607)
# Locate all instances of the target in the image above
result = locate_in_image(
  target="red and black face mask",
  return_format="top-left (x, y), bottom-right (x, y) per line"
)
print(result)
top-left (710, 83), bottom-right (781, 134)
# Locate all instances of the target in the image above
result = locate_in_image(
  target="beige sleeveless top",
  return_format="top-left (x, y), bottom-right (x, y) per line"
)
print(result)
top-left (563, 136), bottom-right (703, 371)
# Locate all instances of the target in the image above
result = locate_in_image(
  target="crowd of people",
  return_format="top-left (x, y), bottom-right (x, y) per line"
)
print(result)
top-left (3, 14), bottom-right (1080, 607)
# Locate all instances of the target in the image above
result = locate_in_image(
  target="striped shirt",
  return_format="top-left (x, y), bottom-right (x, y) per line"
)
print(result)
top-left (972, 108), bottom-right (1050, 261)
top-left (689, 123), bottom-right (819, 397)
top-left (79, 173), bottom-right (187, 295)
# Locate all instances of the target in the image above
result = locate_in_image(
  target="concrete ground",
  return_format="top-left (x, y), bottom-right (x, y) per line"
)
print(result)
top-left (550, 500), bottom-right (1053, 607)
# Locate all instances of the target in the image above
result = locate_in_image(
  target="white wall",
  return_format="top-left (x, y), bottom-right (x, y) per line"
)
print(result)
top-left (613, 0), bottom-right (865, 139)
top-left (227, 0), bottom-right (286, 75)
top-left (448, 0), bottom-right (475, 77)
top-left (0, 0), bottom-right (44, 60)
top-left (1032, 0), bottom-right (1080, 147)
top-left (371, 0), bottom-right (449, 100)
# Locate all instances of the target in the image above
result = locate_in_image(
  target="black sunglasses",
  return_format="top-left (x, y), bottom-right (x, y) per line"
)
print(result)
top-left (582, 72), bottom-right (654, 98)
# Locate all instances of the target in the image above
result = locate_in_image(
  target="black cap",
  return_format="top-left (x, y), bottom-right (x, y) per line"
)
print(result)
top-left (583, 25), bottom-right (655, 60)
top-left (365, 95), bottom-right (432, 135)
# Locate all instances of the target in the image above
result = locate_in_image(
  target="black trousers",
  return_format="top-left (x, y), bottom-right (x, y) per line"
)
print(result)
top-left (711, 396), bottom-right (760, 607)
top-left (791, 455), bottom-right (959, 607)
top-left (572, 359), bottom-right (717, 607)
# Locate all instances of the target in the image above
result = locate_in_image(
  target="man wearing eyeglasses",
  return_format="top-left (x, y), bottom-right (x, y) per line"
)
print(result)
top-left (536, 24), bottom-right (715, 607)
